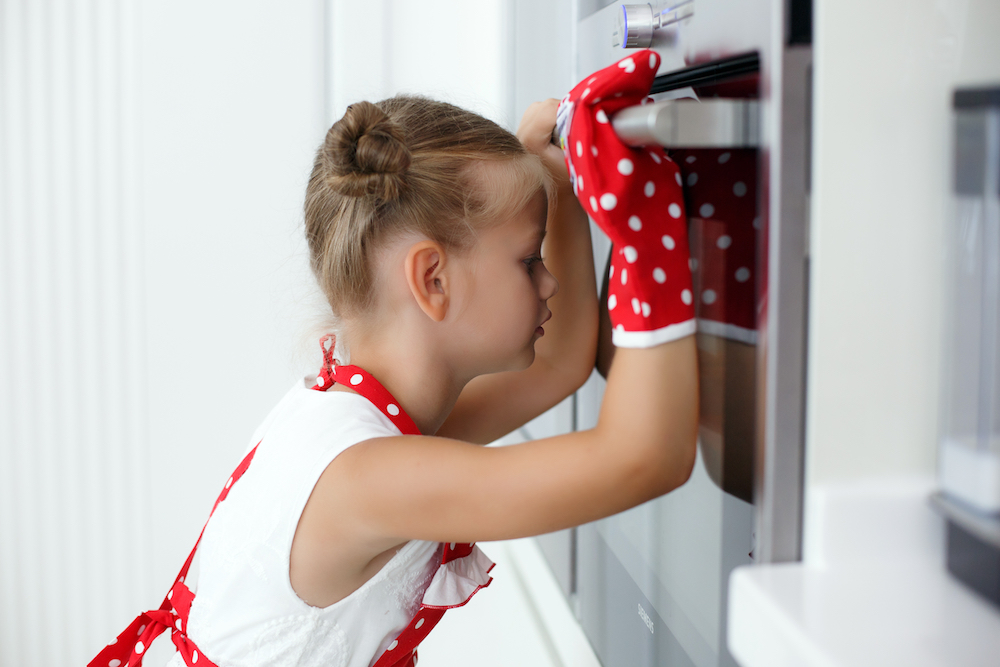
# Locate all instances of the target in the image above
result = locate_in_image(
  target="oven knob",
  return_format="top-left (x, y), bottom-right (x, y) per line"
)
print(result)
top-left (615, 3), bottom-right (695, 49)
top-left (618, 4), bottom-right (655, 49)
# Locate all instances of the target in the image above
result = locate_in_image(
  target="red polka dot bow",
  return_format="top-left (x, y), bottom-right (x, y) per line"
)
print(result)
top-left (557, 50), bottom-right (695, 347)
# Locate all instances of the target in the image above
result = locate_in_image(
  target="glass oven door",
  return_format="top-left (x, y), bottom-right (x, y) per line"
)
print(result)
top-left (574, 81), bottom-right (762, 667)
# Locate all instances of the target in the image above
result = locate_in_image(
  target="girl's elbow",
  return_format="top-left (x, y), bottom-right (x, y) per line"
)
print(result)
top-left (671, 433), bottom-right (698, 491)
top-left (650, 432), bottom-right (698, 497)
top-left (623, 433), bottom-right (696, 501)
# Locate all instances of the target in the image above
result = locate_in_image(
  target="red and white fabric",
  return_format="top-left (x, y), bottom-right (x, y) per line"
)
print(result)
top-left (671, 148), bottom-right (759, 344)
top-left (556, 49), bottom-right (695, 348)
top-left (91, 336), bottom-right (493, 667)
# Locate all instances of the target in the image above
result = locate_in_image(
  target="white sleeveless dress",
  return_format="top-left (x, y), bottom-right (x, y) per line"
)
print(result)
top-left (158, 378), bottom-right (492, 667)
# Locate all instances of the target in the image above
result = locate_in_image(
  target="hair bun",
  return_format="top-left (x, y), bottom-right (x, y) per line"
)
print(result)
top-left (324, 101), bottom-right (410, 200)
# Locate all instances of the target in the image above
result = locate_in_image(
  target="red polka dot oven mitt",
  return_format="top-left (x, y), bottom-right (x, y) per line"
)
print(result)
top-left (556, 49), bottom-right (695, 347)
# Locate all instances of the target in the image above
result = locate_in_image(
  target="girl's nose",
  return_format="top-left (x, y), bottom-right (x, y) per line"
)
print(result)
top-left (542, 265), bottom-right (559, 300)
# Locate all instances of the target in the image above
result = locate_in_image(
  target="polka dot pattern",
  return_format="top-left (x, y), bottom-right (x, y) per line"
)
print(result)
top-left (555, 49), bottom-right (694, 344)
top-left (322, 365), bottom-right (422, 436)
top-left (670, 148), bottom-right (759, 338)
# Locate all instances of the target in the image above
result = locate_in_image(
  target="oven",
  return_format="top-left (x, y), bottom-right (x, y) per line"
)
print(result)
top-left (534, 2), bottom-right (812, 665)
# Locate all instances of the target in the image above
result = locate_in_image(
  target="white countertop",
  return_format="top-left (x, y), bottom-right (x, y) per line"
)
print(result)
top-left (728, 478), bottom-right (1000, 667)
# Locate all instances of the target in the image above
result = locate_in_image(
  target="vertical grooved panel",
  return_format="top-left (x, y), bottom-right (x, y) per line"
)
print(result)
top-left (0, 0), bottom-right (150, 664)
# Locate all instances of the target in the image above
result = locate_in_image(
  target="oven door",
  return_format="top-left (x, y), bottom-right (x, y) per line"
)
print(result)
top-left (576, 99), bottom-right (760, 667)
top-left (564, 1), bottom-right (811, 665)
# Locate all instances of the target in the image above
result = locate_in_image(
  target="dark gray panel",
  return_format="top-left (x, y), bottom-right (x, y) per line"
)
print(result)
top-left (946, 520), bottom-right (1000, 609)
top-left (955, 111), bottom-right (987, 196)
top-left (577, 524), bottom-right (700, 667)
top-left (535, 528), bottom-right (576, 597)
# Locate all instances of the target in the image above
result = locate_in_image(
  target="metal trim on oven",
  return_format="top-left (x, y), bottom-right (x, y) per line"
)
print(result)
top-left (757, 44), bottom-right (811, 564)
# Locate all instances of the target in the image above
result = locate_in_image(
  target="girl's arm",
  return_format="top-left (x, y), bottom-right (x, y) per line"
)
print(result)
top-left (435, 99), bottom-right (598, 444)
top-left (327, 337), bottom-right (698, 545)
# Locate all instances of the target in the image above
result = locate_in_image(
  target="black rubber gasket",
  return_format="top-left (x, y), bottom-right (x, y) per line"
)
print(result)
top-left (649, 52), bottom-right (760, 95)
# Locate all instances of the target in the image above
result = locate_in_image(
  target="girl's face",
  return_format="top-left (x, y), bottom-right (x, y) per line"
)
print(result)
top-left (452, 190), bottom-right (558, 374)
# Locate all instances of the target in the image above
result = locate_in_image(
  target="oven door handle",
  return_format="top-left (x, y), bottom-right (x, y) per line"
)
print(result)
top-left (612, 99), bottom-right (760, 148)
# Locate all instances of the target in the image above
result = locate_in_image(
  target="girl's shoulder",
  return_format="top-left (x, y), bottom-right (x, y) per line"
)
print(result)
top-left (248, 377), bottom-right (403, 460)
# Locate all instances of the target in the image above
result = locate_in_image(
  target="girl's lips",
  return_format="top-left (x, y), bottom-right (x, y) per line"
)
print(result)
top-left (536, 326), bottom-right (545, 336)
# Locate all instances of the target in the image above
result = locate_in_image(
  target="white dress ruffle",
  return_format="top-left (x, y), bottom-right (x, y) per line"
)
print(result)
top-left (421, 546), bottom-right (495, 609)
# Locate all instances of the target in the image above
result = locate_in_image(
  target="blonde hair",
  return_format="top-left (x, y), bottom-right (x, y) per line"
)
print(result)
top-left (305, 95), bottom-right (552, 319)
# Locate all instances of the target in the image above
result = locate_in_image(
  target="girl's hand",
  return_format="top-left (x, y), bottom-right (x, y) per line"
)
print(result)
top-left (516, 99), bottom-right (569, 190)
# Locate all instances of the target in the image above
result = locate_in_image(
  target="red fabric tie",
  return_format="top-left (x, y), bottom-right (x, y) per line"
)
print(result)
top-left (90, 445), bottom-right (258, 667)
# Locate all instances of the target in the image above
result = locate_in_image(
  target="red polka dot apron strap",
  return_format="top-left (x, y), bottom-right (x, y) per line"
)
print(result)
top-left (310, 337), bottom-right (495, 666)
top-left (310, 335), bottom-right (421, 436)
top-left (89, 444), bottom-right (259, 667)
top-left (370, 541), bottom-right (496, 667)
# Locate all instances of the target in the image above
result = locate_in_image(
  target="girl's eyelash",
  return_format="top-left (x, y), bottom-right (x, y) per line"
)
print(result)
top-left (524, 255), bottom-right (545, 269)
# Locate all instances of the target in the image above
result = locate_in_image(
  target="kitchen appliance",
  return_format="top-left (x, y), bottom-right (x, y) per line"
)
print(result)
top-left (535, 2), bottom-right (812, 665)
top-left (932, 86), bottom-right (1000, 609)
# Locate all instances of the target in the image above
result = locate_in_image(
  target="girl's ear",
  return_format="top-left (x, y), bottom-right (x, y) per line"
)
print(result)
top-left (404, 241), bottom-right (449, 322)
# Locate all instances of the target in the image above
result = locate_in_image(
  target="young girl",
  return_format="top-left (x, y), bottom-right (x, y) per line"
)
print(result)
top-left (93, 50), bottom-right (698, 667)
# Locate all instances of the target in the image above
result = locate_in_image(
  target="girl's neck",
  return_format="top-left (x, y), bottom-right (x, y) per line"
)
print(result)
top-left (343, 339), bottom-right (467, 436)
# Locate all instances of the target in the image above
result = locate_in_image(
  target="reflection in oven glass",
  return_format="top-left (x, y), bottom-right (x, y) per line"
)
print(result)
top-left (671, 148), bottom-right (758, 504)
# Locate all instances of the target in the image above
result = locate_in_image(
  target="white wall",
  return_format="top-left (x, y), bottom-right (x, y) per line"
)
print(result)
top-left (1, 1), bottom-right (328, 664)
top-left (806, 0), bottom-right (1000, 485)
top-left (328, 0), bottom-right (512, 130)
top-left (328, 0), bottom-right (574, 132)
top-left (138, 0), bottom-right (327, 598)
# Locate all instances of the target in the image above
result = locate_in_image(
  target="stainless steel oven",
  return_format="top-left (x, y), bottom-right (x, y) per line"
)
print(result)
top-left (535, 1), bottom-right (811, 665)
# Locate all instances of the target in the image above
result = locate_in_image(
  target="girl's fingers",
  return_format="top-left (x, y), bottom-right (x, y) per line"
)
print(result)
top-left (517, 99), bottom-right (560, 153)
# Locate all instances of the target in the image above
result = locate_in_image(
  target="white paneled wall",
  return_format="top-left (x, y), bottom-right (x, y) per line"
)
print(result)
top-left (0, 1), bottom-right (150, 665)
top-left (1, 1), bottom-right (327, 664)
